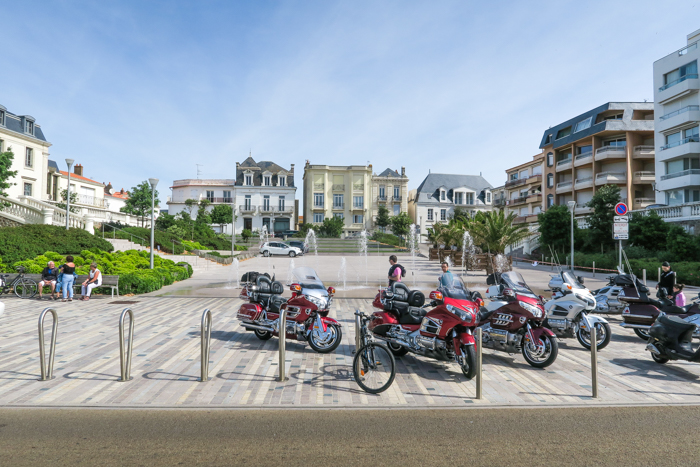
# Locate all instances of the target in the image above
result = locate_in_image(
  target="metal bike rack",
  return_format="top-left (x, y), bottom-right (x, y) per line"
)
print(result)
top-left (591, 326), bottom-right (598, 398)
top-left (200, 308), bottom-right (212, 382)
top-left (476, 327), bottom-right (483, 400)
top-left (118, 308), bottom-right (134, 382)
top-left (38, 307), bottom-right (58, 381)
top-left (277, 309), bottom-right (288, 382)
top-left (354, 311), bottom-right (362, 354)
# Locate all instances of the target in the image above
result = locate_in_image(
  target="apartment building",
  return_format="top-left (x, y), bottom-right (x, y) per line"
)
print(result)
top-left (234, 157), bottom-right (296, 234)
top-left (491, 185), bottom-right (506, 209)
top-left (302, 162), bottom-right (372, 236)
top-left (371, 167), bottom-right (409, 224)
top-left (540, 102), bottom-right (655, 215)
top-left (408, 173), bottom-right (494, 242)
top-left (653, 29), bottom-right (700, 207)
top-left (505, 153), bottom-right (544, 224)
top-left (0, 104), bottom-right (52, 201)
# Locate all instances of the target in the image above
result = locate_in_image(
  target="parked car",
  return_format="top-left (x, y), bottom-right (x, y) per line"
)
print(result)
top-left (274, 230), bottom-right (298, 238)
top-left (260, 242), bottom-right (303, 257)
top-left (288, 241), bottom-right (308, 253)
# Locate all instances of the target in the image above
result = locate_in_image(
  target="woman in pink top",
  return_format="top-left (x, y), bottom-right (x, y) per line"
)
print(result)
top-left (673, 284), bottom-right (686, 307)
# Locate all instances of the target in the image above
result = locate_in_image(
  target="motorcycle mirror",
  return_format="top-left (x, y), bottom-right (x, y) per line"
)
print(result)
top-left (578, 276), bottom-right (584, 284)
top-left (290, 284), bottom-right (301, 293)
top-left (429, 291), bottom-right (443, 301)
top-left (503, 288), bottom-right (515, 297)
top-left (327, 286), bottom-right (336, 295)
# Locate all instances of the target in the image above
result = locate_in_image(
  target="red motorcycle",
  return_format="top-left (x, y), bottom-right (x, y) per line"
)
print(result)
top-left (354, 275), bottom-right (479, 393)
top-left (480, 271), bottom-right (558, 368)
top-left (236, 267), bottom-right (342, 353)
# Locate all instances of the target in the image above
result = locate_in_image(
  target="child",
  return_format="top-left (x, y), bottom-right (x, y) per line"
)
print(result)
top-left (673, 284), bottom-right (686, 307)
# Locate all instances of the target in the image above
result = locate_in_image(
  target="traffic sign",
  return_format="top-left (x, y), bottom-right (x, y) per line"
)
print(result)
top-left (614, 234), bottom-right (629, 240)
top-left (614, 222), bottom-right (629, 240)
top-left (614, 202), bottom-right (628, 216)
top-left (614, 216), bottom-right (629, 222)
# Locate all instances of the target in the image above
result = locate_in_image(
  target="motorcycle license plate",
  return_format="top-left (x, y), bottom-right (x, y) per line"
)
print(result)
top-left (548, 319), bottom-right (566, 327)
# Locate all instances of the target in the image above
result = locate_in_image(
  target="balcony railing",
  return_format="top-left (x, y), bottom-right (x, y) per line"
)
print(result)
top-left (556, 158), bottom-right (572, 168)
top-left (574, 151), bottom-right (593, 162)
top-left (332, 204), bottom-right (345, 210)
top-left (596, 146), bottom-right (626, 155)
top-left (634, 198), bottom-right (655, 207)
top-left (493, 198), bottom-right (506, 206)
top-left (633, 171), bottom-right (655, 182)
top-left (596, 172), bottom-right (627, 183)
top-left (660, 169), bottom-right (700, 181)
top-left (633, 145), bottom-right (655, 157)
top-left (314, 183), bottom-right (324, 190)
top-left (332, 184), bottom-right (345, 191)
top-left (393, 195), bottom-right (402, 201)
top-left (259, 204), bottom-right (273, 213)
top-left (377, 195), bottom-right (387, 202)
top-left (659, 74), bottom-right (699, 92)
top-left (205, 197), bottom-right (233, 203)
top-left (507, 196), bottom-right (527, 206)
top-left (76, 194), bottom-right (107, 208)
top-left (353, 184), bottom-right (364, 191)
top-left (352, 204), bottom-right (364, 210)
top-left (678, 41), bottom-right (698, 56)
top-left (659, 105), bottom-right (700, 121)
top-left (556, 181), bottom-right (572, 190)
top-left (505, 178), bottom-right (526, 188)
top-left (575, 177), bottom-right (593, 188)
top-left (660, 135), bottom-right (700, 150)
top-left (239, 204), bottom-right (256, 213)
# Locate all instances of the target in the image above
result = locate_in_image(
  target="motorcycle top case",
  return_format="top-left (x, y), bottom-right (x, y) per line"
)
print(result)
top-left (237, 303), bottom-right (263, 322)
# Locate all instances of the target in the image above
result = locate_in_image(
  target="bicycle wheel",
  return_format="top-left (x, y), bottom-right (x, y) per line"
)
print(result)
top-left (14, 278), bottom-right (38, 299)
top-left (352, 342), bottom-right (395, 394)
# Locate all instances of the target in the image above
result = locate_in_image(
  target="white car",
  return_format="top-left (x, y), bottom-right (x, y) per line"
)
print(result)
top-left (261, 241), bottom-right (303, 257)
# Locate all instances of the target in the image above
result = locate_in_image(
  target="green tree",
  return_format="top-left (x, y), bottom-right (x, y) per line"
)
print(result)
top-left (470, 210), bottom-right (530, 254)
top-left (0, 147), bottom-right (18, 210)
top-left (195, 199), bottom-right (212, 224)
top-left (155, 212), bottom-right (176, 231)
top-left (375, 205), bottom-right (391, 232)
top-left (629, 211), bottom-right (670, 251)
top-left (121, 181), bottom-right (159, 228)
top-left (56, 189), bottom-right (80, 214)
top-left (450, 206), bottom-right (471, 224)
top-left (537, 205), bottom-right (576, 256)
top-left (210, 204), bottom-right (233, 227)
top-left (319, 216), bottom-right (344, 238)
top-left (241, 228), bottom-right (253, 242)
top-left (183, 198), bottom-right (198, 216)
top-left (294, 223), bottom-right (314, 238)
top-left (668, 225), bottom-right (698, 261)
top-left (166, 224), bottom-right (188, 239)
top-left (586, 185), bottom-right (621, 252)
top-left (390, 212), bottom-right (412, 240)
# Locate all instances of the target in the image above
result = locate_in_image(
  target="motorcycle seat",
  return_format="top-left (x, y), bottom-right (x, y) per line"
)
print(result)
top-left (658, 313), bottom-right (696, 334)
top-left (661, 304), bottom-right (686, 314)
top-left (390, 282), bottom-right (411, 302)
top-left (398, 306), bottom-right (427, 325)
top-left (269, 295), bottom-right (287, 315)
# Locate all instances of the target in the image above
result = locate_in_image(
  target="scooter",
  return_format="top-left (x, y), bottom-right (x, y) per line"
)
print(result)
top-left (544, 270), bottom-right (611, 350)
top-left (646, 312), bottom-right (700, 364)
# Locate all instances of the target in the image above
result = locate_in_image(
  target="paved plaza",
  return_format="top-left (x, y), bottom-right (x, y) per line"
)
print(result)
top-left (0, 254), bottom-right (698, 409)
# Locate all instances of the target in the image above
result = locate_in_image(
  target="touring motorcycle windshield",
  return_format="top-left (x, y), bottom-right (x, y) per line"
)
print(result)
top-left (562, 271), bottom-right (585, 290)
top-left (438, 274), bottom-right (471, 300)
top-left (501, 271), bottom-right (536, 297)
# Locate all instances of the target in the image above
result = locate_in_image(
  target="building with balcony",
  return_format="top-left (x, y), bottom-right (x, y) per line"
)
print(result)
top-left (0, 104), bottom-right (52, 202)
top-left (540, 102), bottom-right (655, 213)
top-left (302, 162), bottom-right (372, 236)
top-left (505, 153), bottom-right (544, 224)
top-left (235, 157), bottom-right (296, 234)
top-left (371, 167), bottom-right (409, 226)
top-left (167, 178), bottom-right (236, 230)
top-left (653, 28), bottom-right (700, 206)
top-left (408, 173), bottom-right (494, 243)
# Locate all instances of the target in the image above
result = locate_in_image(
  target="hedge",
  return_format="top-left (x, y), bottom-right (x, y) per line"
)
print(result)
top-left (572, 252), bottom-right (700, 287)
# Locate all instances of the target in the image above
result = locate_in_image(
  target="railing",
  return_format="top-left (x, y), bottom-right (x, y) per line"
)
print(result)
top-left (574, 151), bottom-right (593, 162)
top-left (595, 146), bottom-right (626, 155)
top-left (259, 204), bottom-right (273, 213)
top-left (238, 204), bottom-right (256, 213)
top-left (76, 194), bottom-right (107, 208)
top-left (596, 172), bottom-right (627, 183)
top-left (314, 183), bottom-right (324, 190)
top-left (332, 204), bottom-right (345, 210)
top-left (352, 204), bottom-right (364, 209)
top-left (660, 135), bottom-right (700, 150)
top-left (678, 41), bottom-right (698, 56)
top-left (377, 195), bottom-right (387, 201)
top-left (38, 307), bottom-right (58, 381)
top-left (633, 145), bottom-right (655, 156)
top-left (556, 158), bottom-right (572, 168)
top-left (507, 196), bottom-right (527, 205)
top-left (660, 169), bottom-right (700, 180)
top-left (659, 105), bottom-right (700, 120)
top-left (205, 197), bottom-right (233, 203)
top-left (575, 177), bottom-right (593, 187)
top-left (505, 178), bottom-right (526, 187)
top-left (332, 184), bottom-right (345, 191)
top-left (52, 210), bottom-right (87, 230)
top-left (392, 195), bottom-right (402, 201)
top-left (103, 224), bottom-right (148, 244)
top-left (118, 308), bottom-right (134, 382)
top-left (312, 204), bottom-right (324, 209)
top-left (634, 197), bottom-right (655, 206)
top-left (659, 73), bottom-right (699, 91)
top-left (556, 181), bottom-right (572, 190)
top-left (633, 171), bottom-right (655, 181)
top-left (353, 184), bottom-right (364, 191)
top-left (493, 198), bottom-right (506, 206)
top-left (1, 197), bottom-right (45, 225)
top-left (275, 206), bottom-right (294, 214)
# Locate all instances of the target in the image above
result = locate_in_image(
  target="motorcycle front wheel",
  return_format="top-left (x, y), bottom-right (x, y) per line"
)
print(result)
top-left (352, 342), bottom-right (395, 394)
top-left (387, 342), bottom-right (409, 357)
top-left (576, 322), bottom-right (612, 351)
top-left (308, 323), bottom-right (342, 353)
top-left (522, 333), bottom-right (558, 368)
top-left (460, 344), bottom-right (477, 380)
top-left (633, 328), bottom-right (651, 340)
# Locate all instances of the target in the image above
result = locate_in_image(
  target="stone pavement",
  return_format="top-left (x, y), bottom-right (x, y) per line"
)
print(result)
top-left (2, 291), bottom-right (700, 408)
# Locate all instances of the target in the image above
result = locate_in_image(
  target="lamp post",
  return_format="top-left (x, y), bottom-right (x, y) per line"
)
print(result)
top-left (567, 201), bottom-right (576, 271)
top-left (148, 178), bottom-right (159, 269)
top-left (64, 159), bottom-right (74, 230)
top-left (231, 203), bottom-right (236, 256)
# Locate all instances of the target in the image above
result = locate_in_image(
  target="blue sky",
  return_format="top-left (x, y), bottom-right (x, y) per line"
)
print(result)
top-left (1, 1), bottom-right (698, 205)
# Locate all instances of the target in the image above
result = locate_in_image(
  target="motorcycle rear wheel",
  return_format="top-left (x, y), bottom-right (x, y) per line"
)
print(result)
top-left (633, 328), bottom-right (651, 340)
top-left (522, 333), bottom-right (558, 368)
top-left (352, 342), bottom-right (395, 394)
top-left (387, 342), bottom-right (409, 357)
top-left (254, 329), bottom-right (273, 340)
top-left (576, 322), bottom-right (612, 351)
top-left (651, 352), bottom-right (669, 364)
top-left (460, 344), bottom-right (477, 380)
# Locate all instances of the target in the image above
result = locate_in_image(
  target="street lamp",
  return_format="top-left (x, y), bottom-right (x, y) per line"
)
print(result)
top-left (567, 201), bottom-right (576, 271)
top-left (231, 203), bottom-right (236, 257)
top-left (148, 178), bottom-right (159, 269)
top-left (65, 159), bottom-right (74, 230)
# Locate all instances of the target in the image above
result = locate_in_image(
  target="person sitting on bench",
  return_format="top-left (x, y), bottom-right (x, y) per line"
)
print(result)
top-left (80, 262), bottom-right (102, 301)
top-left (38, 261), bottom-right (59, 300)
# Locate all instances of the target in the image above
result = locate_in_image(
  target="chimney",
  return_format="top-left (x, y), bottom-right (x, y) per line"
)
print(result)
top-left (401, 166), bottom-right (405, 177)
top-left (74, 164), bottom-right (83, 176)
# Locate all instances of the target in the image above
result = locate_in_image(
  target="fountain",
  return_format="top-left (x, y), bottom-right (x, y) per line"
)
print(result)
top-left (287, 257), bottom-right (296, 284)
top-left (461, 231), bottom-right (476, 283)
top-left (260, 225), bottom-right (271, 270)
top-left (338, 257), bottom-right (347, 290)
top-left (357, 230), bottom-right (369, 285)
top-left (495, 253), bottom-right (509, 273)
top-left (227, 257), bottom-right (240, 289)
top-left (409, 224), bottom-right (417, 286)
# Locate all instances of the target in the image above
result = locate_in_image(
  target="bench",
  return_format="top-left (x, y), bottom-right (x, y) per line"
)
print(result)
top-left (23, 273), bottom-right (120, 298)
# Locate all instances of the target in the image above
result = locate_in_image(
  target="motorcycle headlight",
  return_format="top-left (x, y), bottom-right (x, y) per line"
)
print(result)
top-left (519, 300), bottom-right (543, 318)
top-left (574, 294), bottom-right (596, 308)
top-left (305, 294), bottom-right (327, 309)
top-left (446, 304), bottom-right (473, 323)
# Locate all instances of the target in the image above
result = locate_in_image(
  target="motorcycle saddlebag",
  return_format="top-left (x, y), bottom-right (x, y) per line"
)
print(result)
top-left (237, 303), bottom-right (263, 322)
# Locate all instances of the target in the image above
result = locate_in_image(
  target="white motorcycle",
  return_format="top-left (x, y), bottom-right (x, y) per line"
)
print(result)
top-left (545, 271), bottom-right (611, 350)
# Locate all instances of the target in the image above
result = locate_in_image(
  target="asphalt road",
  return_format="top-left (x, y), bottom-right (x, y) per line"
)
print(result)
top-left (1, 406), bottom-right (699, 466)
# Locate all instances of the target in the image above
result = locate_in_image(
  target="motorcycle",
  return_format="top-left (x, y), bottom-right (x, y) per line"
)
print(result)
top-left (590, 273), bottom-right (627, 314)
top-left (544, 270), bottom-right (611, 350)
top-left (646, 312), bottom-right (700, 365)
top-left (480, 271), bottom-right (558, 368)
top-left (363, 274), bottom-right (479, 380)
top-left (236, 267), bottom-right (342, 353)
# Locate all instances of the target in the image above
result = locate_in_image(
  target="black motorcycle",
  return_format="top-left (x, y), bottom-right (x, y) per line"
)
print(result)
top-left (646, 312), bottom-right (700, 364)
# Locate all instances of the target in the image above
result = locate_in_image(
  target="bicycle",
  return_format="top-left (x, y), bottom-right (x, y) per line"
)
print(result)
top-left (0, 266), bottom-right (38, 299)
top-left (352, 311), bottom-right (396, 394)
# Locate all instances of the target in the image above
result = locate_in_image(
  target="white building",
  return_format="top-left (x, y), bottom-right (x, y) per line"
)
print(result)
top-left (654, 28), bottom-right (700, 206)
top-left (235, 157), bottom-right (296, 234)
top-left (0, 105), bottom-right (52, 201)
top-left (167, 178), bottom-right (235, 231)
top-left (408, 173), bottom-right (494, 243)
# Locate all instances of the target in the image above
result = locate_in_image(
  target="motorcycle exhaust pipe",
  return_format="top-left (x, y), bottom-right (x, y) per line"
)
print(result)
top-left (645, 343), bottom-right (661, 355)
top-left (242, 323), bottom-right (275, 333)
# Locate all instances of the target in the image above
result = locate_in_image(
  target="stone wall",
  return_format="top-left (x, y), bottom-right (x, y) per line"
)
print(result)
top-left (0, 217), bottom-right (22, 228)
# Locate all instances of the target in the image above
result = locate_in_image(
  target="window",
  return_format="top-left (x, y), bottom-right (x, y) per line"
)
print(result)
top-left (264, 175), bottom-right (271, 186)
top-left (555, 126), bottom-right (572, 140)
top-left (333, 194), bottom-right (344, 208)
top-left (0, 139), bottom-right (3, 153)
top-left (333, 212), bottom-right (344, 219)
top-left (547, 152), bottom-right (554, 167)
top-left (547, 173), bottom-right (554, 188)
top-left (686, 189), bottom-right (700, 203)
top-left (663, 60), bottom-right (698, 89)
top-left (313, 213), bottom-right (325, 223)
top-left (245, 174), bottom-right (253, 186)
top-left (666, 158), bottom-right (700, 174)
top-left (353, 196), bottom-right (363, 208)
top-left (393, 186), bottom-right (400, 198)
top-left (23, 182), bottom-right (32, 196)
top-left (666, 131), bottom-right (681, 147)
top-left (686, 126), bottom-right (700, 141)
top-left (577, 145), bottom-right (593, 154)
top-left (544, 134), bottom-right (552, 145)
top-left (206, 190), bottom-right (214, 202)
top-left (509, 173), bottom-right (518, 181)
top-left (440, 209), bottom-right (446, 221)
top-left (604, 138), bottom-right (626, 147)
top-left (486, 192), bottom-right (491, 203)
top-left (353, 214), bottom-right (364, 224)
top-left (440, 190), bottom-right (446, 201)
top-left (223, 190), bottom-right (232, 203)
top-left (279, 196), bottom-right (285, 210)
top-left (393, 204), bottom-right (400, 215)
top-left (427, 208), bottom-right (433, 221)
top-left (547, 194), bottom-right (554, 207)
top-left (454, 192), bottom-right (463, 204)
top-left (263, 195), bottom-right (270, 211)
top-left (466, 193), bottom-right (474, 205)
top-left (0, 110), bottom-right (4, 126)
top-left (379, 185), bottom-right (386, 199)
top-left (573, 116), bottom-right (593, 133)
top-left (279, 176), bottom-right (286, 187)
top-left (25, 148), bottom-right (33, 167)
top-left (25, 120), bottom-right (34, 135)
top-left (314, 193), bottom-right (324, 207)
top-left (244, 195), bottom-right (252, 210)
top-left (519, 169), bottom-right (529, 179)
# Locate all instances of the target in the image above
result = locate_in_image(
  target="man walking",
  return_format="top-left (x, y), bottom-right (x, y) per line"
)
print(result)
top-left (388, 255), bottom-right (405, 286)
top-left (439, 261), bottom-right (454, 287)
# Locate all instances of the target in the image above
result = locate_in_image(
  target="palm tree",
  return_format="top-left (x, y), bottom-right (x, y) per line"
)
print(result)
top-left (469, 210), bottom-right (531, 254)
